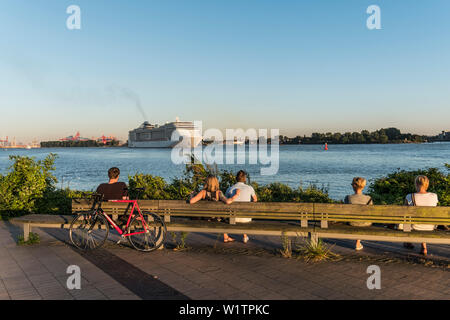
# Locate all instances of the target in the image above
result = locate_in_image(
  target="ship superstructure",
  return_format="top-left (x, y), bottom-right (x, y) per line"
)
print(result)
top-left (128, 119), bottom-right (202, 148)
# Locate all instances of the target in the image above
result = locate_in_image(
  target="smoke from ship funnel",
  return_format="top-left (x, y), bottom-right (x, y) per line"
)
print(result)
top-left (121, 88), bottom-right (148, 120)
top-left (107, 85), bottom-right (149, 120)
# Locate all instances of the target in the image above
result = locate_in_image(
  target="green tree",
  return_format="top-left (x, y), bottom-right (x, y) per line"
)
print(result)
top-left (0, 154), bottom-right (58, 217)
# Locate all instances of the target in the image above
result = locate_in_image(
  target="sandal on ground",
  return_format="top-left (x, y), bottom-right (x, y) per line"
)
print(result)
top-left (243, 236), bottom-right (249, 243)
top-left (403, 242), bottom-right (415, 249)
top-left (224, 238), bottom-right (235, 243)
top-left (355, 244), bottom-right (363, 251)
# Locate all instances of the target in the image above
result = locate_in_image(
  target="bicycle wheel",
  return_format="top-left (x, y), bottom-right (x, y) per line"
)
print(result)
top-left (127, 212), bottom-right (167, 252)
top-left (70, 211), bottom-right (109, 250)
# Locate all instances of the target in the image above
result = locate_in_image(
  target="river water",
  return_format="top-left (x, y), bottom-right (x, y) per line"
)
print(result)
top-left (1, 143), bottom-right (449, 200)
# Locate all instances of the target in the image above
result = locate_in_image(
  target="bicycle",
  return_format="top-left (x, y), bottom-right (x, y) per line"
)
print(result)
top-left (69, 189), bottom-right (167, 252)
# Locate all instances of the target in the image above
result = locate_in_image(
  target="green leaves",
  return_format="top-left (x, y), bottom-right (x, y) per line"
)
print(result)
top-left (254, 182), bottom-right (334, 203)
top-left (127, 160), bottom-right (334, 203)
top-left (368, 166), bottom-right (449, 206)
top-left (128, 173), bottom-right (170, 200)
top-left (5, 153), bottom-right (446, 219)
top-left (0, 154), bottom-right (58, 217)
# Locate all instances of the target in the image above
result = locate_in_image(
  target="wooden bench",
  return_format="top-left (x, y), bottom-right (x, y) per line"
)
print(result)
top-left (11, 200), bottom-right (450, 245)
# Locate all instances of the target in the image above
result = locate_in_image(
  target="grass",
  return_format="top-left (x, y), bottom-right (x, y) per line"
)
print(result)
top-left (170, 231), bottom-right (190, 251)
top-left (296, 239), bottom-right (340, 262)
top-left (279, 232), bottom-right (339, 262)
top-left (178, 231), bottom-right (189, 250)
top-left (17, 232), bottom-right (40, 245)
top-left (279, 231), bottom-right (292, 258)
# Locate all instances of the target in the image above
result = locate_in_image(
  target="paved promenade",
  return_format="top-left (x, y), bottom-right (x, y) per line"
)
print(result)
top-left (0, 221), bottom-right (449, 300)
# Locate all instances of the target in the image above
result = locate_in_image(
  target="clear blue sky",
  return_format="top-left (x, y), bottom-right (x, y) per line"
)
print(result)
top-left (0, 0), bottom-right (449, 143)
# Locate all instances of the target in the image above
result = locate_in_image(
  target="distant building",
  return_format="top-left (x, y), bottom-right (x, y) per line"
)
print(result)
top-left (59, 132), bottom-right (89, 142)
top-left (437, 131), bottom-right (450, 141)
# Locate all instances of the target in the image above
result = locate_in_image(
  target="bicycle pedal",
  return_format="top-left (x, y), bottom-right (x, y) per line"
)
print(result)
top-left (116, 236), bottom-right (126, 245)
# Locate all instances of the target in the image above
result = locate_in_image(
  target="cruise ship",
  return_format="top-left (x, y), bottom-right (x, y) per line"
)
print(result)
top-left (128, 118), bottom-right (202, 148)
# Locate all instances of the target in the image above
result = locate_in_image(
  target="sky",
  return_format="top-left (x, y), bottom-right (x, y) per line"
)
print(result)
top-left (0, 0), bottom-right (449, 143)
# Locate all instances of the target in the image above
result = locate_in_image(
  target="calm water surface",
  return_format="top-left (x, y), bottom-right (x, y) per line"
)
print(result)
top-left (1, 143), bottom-right (449, 200)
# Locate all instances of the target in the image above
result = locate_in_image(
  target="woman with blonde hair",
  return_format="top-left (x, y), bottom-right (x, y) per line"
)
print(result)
top-left (402, 175), bottom-right (438, 255)
top-left (189, 175), bottom-right (240, 242)
top-left (344, 177), bottom-right (373, 251)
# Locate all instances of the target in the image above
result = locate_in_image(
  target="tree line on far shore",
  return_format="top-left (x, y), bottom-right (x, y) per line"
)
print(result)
top-left (280, 127), bottom-right (428, 144)
top-left (40, 140), bottom-right (121, 148)
top-left (38, 127), bottom-right (447, 147)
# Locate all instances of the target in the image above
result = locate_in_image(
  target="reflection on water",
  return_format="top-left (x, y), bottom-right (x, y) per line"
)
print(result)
top-left (1, 143), bottom-right (449, 200)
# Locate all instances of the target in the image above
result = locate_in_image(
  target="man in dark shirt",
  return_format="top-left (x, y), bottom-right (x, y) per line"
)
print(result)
top-left (96, 167), bottom-right (128, 200)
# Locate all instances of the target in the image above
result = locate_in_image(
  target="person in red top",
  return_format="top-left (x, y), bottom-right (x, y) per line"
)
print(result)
top-left (96, 167), bottom-right (129, 200)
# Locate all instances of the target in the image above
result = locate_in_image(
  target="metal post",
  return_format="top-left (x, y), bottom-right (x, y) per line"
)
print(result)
top-left (23, 223), bottom-right (31, 242)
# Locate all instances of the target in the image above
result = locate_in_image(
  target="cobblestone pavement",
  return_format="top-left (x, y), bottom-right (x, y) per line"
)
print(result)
top-left (0, 221), bottom-right (448, 300)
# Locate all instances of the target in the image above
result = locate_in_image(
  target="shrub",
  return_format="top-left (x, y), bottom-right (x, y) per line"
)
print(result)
top-left (296, 239), bottom-right (340, 262)
top-left (134, 156), bottom-right (336, 203)
top-left (17, 232), bottom-right (40, 245)
top-left (294, 185), bottom-right (335, 203)
top-left (279, 231), bottom-right (292, 258)
top-left (368, 166), bottom-right (449, 206)
top-left (128, 173), bottom-right (170, 200)
top-left (255, 182), bottom-right (295, 202)
top-left (254, 182), bottom-right (334, 203)
top-left (36, 188), bottom-right (87, 214)
top-left (218, 169), bottom-right (238, 191)
top-left (0, 154), bottom-right (58, 217)
top-left (165, 178), bottom-right (194, 200)
top-left (0, 153), bottom-right (360, 220)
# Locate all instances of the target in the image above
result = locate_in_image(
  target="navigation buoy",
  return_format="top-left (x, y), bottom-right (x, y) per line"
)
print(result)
top-left (324, 143), bottom-right (328, 151)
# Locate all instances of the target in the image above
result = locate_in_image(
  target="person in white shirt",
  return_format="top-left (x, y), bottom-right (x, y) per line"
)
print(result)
top-left (225, 170), bottom-right (258, 243)
top-left (402, 175), bottom-right (438, 256)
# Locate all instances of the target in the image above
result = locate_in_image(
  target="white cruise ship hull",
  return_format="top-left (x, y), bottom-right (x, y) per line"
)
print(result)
top-left (128, 140), bottom-right (179, 148)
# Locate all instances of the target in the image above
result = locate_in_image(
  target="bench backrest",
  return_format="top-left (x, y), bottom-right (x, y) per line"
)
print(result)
top-left (72, 199), bottom-right (450, 225)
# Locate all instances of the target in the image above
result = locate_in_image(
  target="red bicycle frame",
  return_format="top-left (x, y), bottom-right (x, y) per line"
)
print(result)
top-left (103, 199), bottom-right (149, 237)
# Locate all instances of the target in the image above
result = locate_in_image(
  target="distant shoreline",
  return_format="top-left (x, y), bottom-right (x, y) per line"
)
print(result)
top-left (30, 141), bottom-right (450, 149)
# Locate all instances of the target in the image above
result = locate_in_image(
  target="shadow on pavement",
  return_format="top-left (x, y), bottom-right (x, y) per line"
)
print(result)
top-left (44, 228), bottom-right (189, 300)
